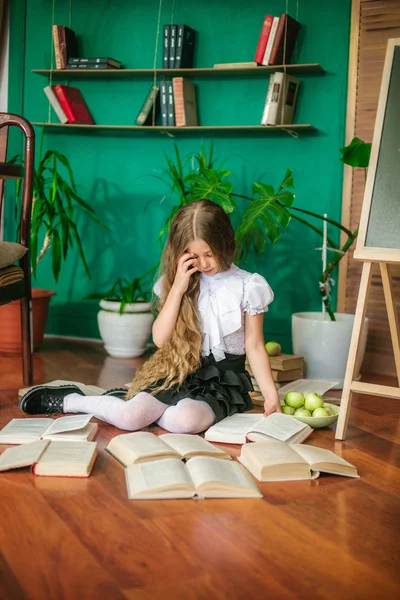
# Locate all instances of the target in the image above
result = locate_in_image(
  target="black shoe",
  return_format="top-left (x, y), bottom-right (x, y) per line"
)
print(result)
top-left (19, 385), bottom-right (85, 415)
top-left (102, 388), bottom-right (127, 399)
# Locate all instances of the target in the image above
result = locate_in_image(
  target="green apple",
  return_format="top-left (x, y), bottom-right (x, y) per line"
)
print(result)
top-left (284, 392), bottom-right (305, 409)
top-left (281, 405), bottom-right (295, 415)
top-left (323, 405), bottom-right (334, 416)
top-left (265, 341), bottom-right (281, 356)
top-left (294, 408), bottom-right (312, 417)
top-left (304, 392), bottom-right (324, 412)
top-left (312, 407), bottom-right (329, 418)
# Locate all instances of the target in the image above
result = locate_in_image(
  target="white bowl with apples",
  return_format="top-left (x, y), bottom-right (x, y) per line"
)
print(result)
top-left (281, 392), bottom-right (339, 429)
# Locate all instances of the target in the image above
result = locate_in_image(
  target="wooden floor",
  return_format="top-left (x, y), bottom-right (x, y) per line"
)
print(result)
top-left (1, 338), bottom-right (400, 600)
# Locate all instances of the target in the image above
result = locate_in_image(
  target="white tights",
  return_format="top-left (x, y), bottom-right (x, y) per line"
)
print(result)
top-left (63, 392), bottom-right (216, 434)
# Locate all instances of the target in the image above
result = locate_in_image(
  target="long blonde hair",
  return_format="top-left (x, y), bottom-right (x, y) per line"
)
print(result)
top-left (128, 200), bottom-right (235, 397)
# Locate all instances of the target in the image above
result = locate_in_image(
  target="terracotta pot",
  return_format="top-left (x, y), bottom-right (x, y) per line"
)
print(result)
top-left (0, 289), bottom-right (55, 354)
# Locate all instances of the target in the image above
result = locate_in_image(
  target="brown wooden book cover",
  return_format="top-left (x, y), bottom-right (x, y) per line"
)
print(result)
top-left (172, 77), bottom-right (198, 126)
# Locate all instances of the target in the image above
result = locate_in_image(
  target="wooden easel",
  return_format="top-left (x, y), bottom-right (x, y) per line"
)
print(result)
top-left (336, 38), bottom-right (400, 439)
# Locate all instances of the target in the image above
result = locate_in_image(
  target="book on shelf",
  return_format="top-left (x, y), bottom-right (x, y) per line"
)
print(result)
top-left (43, 85), bottom-right (68, 124)
top-left (173, 77), bottom-right (198, 126)
top-left (0, 415), bottom-right (98, 444)
top-left (68, 57), bottom-right (122, 68)
top-left (262, 72), bottom-right (300, 125)
top-left (106, 432), bottom-right (231, 466)
top-left (204, 412), bottom-right (313, 445)
top-left (250, 367), bottom-right (303, 384)
top-left (125, 456), bottom-right (262, 499)
top-left (175, 24), bottom-right (196, 68)
top-left (238, 441), bottom-right (359, 482)
top-left (167, 80), bottom-right (175, 125)
top-left (136, 84), bottom-right (160, 126)
top-left (269, 13), bottom-right (301, 66)
top-left (261, 16), bottom-right (280, 66)
top-left (163, 24), bottom-right (170, 69)
top-left (53, 84), bottom-right (94, 124)
top-left (66, 62), bottom-right (119, 70)
top-left (169, 25), bottom-right (177, 68)
top-left (247, 354), bottom-right (304, 374)
top-left (214, 62), bottom-right (258, 69)
top-left (52, 25), bottom-right (77, 70)
top-left (254, 15), bottom-right (274, 64)
top-left (160, 80), bottom-right (168, 126)
top-left (0, 439), bottom-right (97, 478)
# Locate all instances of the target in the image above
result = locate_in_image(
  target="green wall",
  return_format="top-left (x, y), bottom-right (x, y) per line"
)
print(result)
top-left (7, 0), bottom-right (351, 351)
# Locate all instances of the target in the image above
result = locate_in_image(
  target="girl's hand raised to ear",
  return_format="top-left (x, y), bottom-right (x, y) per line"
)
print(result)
top-left (172, 252), bottom-right (199, 295)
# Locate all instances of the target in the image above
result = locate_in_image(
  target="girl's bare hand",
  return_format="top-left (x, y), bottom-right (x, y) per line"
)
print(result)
top-left (264, 400), bottom-right (282, 417)
top-left (171, 252), bottom-right (198, 295)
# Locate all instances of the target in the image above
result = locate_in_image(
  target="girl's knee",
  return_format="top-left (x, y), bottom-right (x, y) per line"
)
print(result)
top-left (173, 402), bottom-right (215, 434)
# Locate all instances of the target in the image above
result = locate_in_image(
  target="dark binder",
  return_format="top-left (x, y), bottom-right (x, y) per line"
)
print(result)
top-left (163, 25), bottom-right (170, 69)
top-left (160, 80), bottom-right (168, 126)
top-left (167, 81), bottom-right (175, 126)
top-left (175, 25), bottom-right (196, 68)
top-left (169, 25), bottom-right (177, 69)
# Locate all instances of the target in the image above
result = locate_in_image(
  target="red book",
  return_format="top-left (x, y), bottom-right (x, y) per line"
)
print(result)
top-left (269, 13), bottom-right (301, 66)
top-left (254, 15), bottom-right (274, 64)
top-left (53, 84), bottom-right (94, 124)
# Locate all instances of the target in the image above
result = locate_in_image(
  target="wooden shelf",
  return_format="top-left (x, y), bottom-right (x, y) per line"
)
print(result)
top-left (31, 123), bottom-right (317, 134)
top-left (0, 162), bottom-right (24, 179)
top-left (32, 64), bottom-right (325, 78)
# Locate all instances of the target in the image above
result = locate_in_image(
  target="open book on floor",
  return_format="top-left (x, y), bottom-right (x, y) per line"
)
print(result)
top-left (0, 415), bottom-right (98, 444)
top-left (125, 456), bottom-right (262, 499)
top-left (238, 441), bottom-right (359, 481)
top-left (204, 413), bottom-right (312, 445)
top-left (0, 439), bottom-right (97, 477)
top-left (106, 432), bottom-right (231, 466)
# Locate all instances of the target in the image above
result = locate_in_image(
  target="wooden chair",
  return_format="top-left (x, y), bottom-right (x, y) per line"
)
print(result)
top-left (0, 113), bottom-right (35, 385)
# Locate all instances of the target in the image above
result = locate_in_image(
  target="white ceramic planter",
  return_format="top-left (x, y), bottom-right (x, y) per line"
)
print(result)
top-left (292, 312), bottom-right (369, 389)
top-left (98, 300), bottom-right (154, 358)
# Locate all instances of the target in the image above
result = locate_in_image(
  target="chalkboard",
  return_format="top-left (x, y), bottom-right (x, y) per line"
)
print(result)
top-left (365, 46), bottom-right (400, 249)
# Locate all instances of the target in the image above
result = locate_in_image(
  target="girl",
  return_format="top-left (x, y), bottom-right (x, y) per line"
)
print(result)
top-left (20, 199), bottom-right (281, 433)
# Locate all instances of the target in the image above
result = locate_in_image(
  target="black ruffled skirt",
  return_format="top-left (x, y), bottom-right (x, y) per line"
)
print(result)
top-left (143, 353), bottom-right (254, 423)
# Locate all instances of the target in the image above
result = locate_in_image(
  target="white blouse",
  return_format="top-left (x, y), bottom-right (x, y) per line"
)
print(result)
top-left (153, 264), bottom-right (274, 361)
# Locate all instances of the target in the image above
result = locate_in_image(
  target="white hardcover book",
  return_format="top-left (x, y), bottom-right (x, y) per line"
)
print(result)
top-left (261, 16), bottom-right (279, 66)
top-left (44, 86), bottom-right (68, 124)
top-left (261, 73), bottom-right (275, 125)
top-left (265, 71), bottom-right (285, 125)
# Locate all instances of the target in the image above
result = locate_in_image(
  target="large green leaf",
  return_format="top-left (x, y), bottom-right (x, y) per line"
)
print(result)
top-left (51, 229), bottom-right (62, 282)
top-left (340, 137), bottom-right (371, 168)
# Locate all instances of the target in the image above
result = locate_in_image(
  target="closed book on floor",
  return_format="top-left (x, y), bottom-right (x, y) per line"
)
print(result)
top-left (238, 441), bottom-right (359, 482)
top-left (106, 432), bottom-right (230, 466)
top-left (43, 85), bottom-right (68, 123)
top-left (53, 84), bottom-right (94, 124)
top-left (0, 415), bottom-right (98, 444)
top-left (172, 77), bottom-right (198, 126)
top-left (125, 456), bottom-right (262, 499)
top-left (204, 413), bottom-right (313, 445)
top-left (0, 439), bottom-right (97, 477)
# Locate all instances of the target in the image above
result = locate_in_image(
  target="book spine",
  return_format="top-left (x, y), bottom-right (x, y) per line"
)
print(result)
top-left (160, 80), bottom-right (168, 126)
top-left (136, 85), bottom-right (159, 126)
top-left (172, 77), bottom-right (185, 126)
top-left (59, 25), bottom-right (67, 69)
top-left (182, 27), bottom-right (195, 68)
top-left (68, 57), bottom-right (121, 67)
top-left (254, 16), bottom-right (274, 64)
top-left (269, 15), bottom-right (287, 66)
top-left (43, 86), bottom-right (68, 124)
top-left (261, 17), bottom-right (279, 66)
top-left (261, 74), bottom-right (275, 125)
top-left (52, 25), bottom-right (62, 70)
top-left (163, 25), bottom-right (170, 69)
top-left (175, 25), bottom-right (184, 69)
top-left (167, 81), bottom-right (175, 126)
top-left (53, 85), bottom-right (76, 123)
top-left (266, 72), bottom-right (285, 125)
top-left (66, 63), bottom-right (114, 69)
top-left (169, 25), bottom-right (177, 69)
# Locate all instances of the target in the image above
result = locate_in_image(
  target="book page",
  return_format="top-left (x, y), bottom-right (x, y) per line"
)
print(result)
top-left (125, 458), bottom-right (194, 499)
top-left (204, 414), bottom-right (263, 444)
top-left (278, 379), bottom-right (340, 401)
top-left (107, 432), bottom-right (179, 465)
top-left (248, 413), bottom-right (308, 442)
top-left (0, 418), bottom-right (52, 443)
top-left (44, 414), bottom-right (94, 436)
top-left (0, 440), bottom-right (49, 471)
top-left (290, 444), bottom-right (359, 476)
top-left (187, 456), bottom-right (262, 498)
top-left (159, 434), bottom-right (230, 459)
top-left (238, 442), bottom-right (313, 482)
top-left (35, 441), bottom-right (97, 477)
top-left (44, 422), bottom-right (98, 442)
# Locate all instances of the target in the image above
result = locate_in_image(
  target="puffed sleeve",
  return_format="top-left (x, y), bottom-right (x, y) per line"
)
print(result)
top-left (243, 273), bottom-right (274, 315)
top-left (153, 275), bottom-right (164, 298)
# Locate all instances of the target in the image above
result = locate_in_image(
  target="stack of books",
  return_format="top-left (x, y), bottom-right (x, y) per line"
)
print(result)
top-left (44, 84), bottom-right (94, 125)
top-left (246, 353), bottom-right (305, 406)
top-left (254, 13), bottom-right (301, 66)
top-left (136, 78), bottom-right (198, 127)
top-left (52, 25), bottom-right (77, 70)
top-left (162, 24), bottom-right (196, 69)
top-left (261, 72), bottom-right (300, 125)
top-left (66, 57), bottom-right (122, 70)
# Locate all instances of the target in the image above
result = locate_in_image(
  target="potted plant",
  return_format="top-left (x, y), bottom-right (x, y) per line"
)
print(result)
top-left (155, 139), bottom-right (371, 386)
top-left (86, 269), bottom-right (156, 358)
top-left (0, 145), bottom-right (104, 353)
